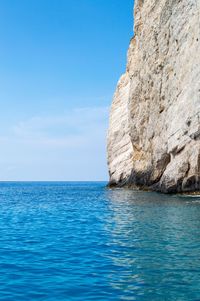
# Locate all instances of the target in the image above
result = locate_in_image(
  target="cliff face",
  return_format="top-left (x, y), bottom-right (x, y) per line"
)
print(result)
top-left (107, 0), bottom-right (200, 193)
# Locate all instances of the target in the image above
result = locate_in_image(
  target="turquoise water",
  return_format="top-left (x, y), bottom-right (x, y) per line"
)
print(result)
top-left (0, 182), bottom-right (200, 300)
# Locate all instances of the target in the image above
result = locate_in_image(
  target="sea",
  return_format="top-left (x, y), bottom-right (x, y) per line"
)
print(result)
top-left (0, 181), bottom-right (199, 301)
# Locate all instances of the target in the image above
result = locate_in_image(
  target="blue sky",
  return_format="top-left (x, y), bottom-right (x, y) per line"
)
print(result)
top-left (0, 0), bottom-right (133, 181)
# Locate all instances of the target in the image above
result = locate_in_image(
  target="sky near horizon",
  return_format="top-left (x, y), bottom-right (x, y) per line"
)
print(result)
top-left (0, 0), bottom-right (134, 181)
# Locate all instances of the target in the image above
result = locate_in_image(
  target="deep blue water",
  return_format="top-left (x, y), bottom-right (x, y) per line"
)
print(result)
top-left (0, 182), bottom-right (200, 300)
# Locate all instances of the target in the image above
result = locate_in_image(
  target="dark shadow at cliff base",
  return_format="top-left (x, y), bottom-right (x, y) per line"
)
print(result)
top-left (108, 172), bottom-right (200, 195)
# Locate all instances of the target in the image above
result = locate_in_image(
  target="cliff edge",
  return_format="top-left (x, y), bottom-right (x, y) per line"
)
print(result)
top-left (107, 0), bottom-right (200, 193)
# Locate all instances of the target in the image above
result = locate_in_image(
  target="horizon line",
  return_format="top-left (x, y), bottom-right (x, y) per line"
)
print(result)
top-left (0, 180), bottom-right (108, 183)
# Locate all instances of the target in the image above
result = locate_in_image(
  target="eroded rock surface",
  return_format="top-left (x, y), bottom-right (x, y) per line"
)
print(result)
top-left (107, 0), bottom-right (200, 193)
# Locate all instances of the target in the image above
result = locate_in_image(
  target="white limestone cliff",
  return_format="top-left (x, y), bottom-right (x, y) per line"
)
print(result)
top-left (107, 0), bottom-right (200, 193)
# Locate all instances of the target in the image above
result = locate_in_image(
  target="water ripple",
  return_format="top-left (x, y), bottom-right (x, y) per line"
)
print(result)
top-left (0, 182), bottom-right (199, 300)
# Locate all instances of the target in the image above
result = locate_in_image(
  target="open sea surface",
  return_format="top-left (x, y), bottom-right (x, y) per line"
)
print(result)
top-left (0, 182), bottom-right (200, 300)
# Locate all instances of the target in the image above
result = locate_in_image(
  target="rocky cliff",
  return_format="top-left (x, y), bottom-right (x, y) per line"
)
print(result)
top-left (107, 0), bottom-right (200, 193)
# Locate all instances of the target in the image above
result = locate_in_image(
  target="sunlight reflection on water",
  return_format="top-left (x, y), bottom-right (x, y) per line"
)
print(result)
top-left (0, 182), bottom-right (199, 300)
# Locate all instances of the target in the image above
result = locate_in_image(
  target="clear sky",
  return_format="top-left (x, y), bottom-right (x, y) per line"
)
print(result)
top-left (0, 0), bottom-right (134, 181)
